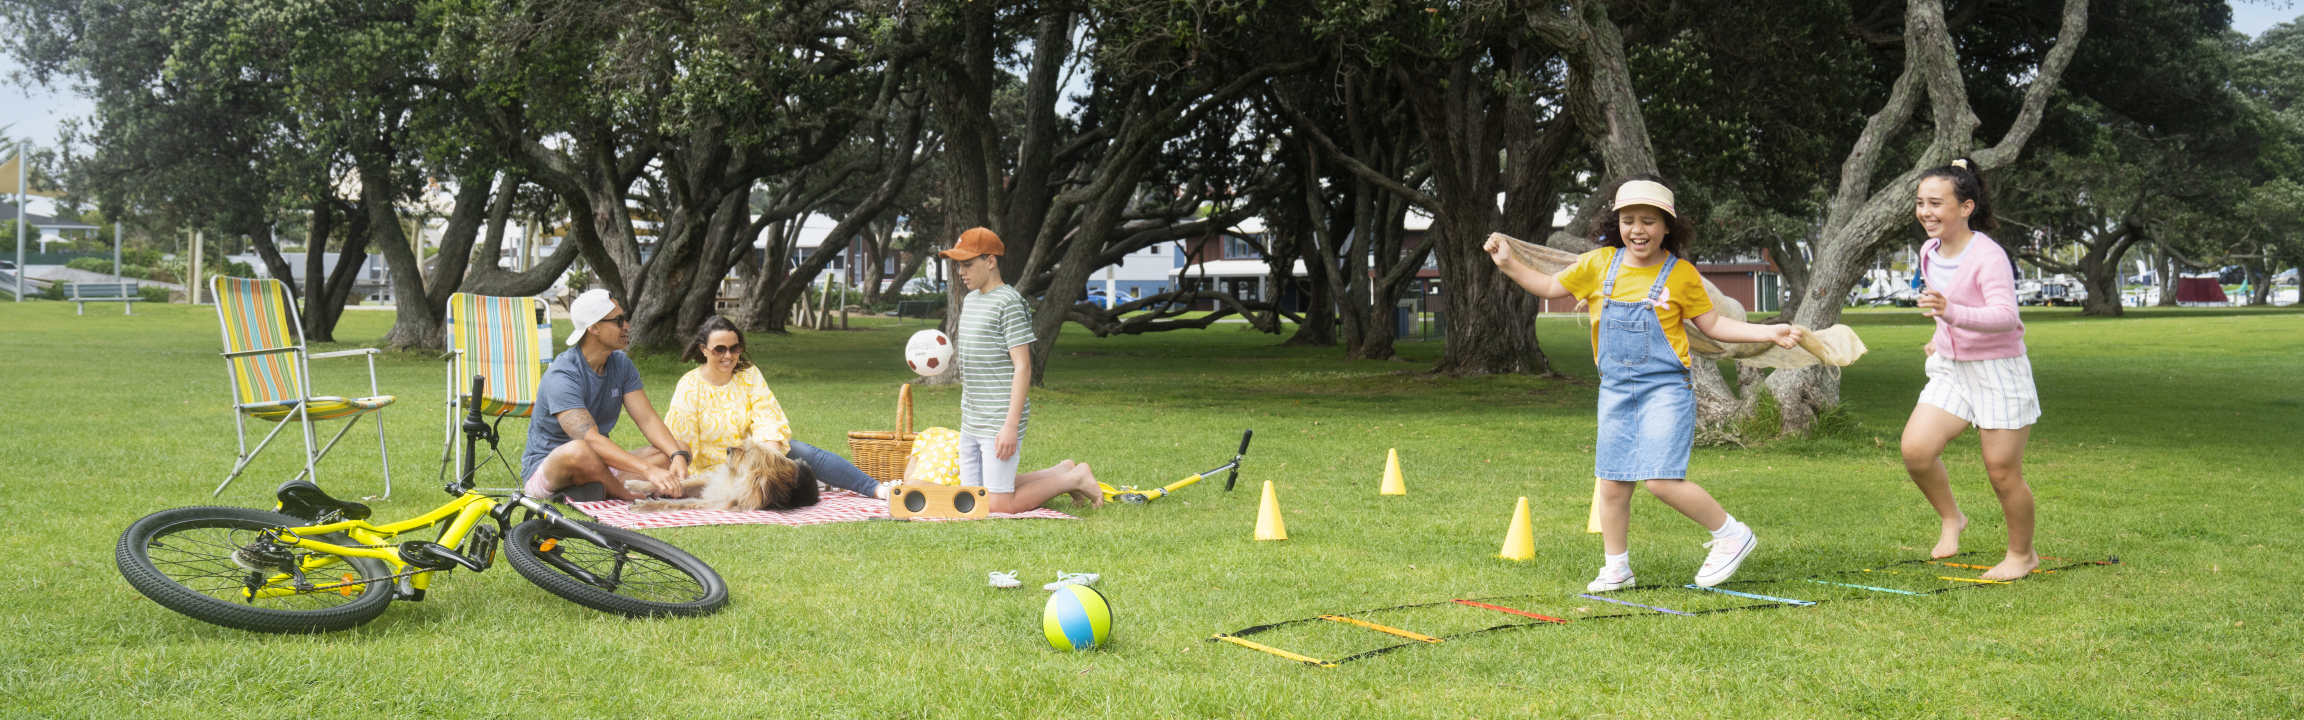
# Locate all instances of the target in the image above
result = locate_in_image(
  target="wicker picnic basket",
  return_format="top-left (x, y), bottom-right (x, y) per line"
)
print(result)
top-left (846, 384), bottom-right (916, 481)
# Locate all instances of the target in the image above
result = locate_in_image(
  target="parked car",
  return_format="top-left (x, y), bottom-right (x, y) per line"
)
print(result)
top-left (2017, 279), bottom-right (2086, 307)
top-left (1085, 288), bottom-right (1139, 307)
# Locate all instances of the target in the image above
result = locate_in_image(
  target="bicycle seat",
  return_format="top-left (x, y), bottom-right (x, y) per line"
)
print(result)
top-left (274, 479), bottom-right (373, 522)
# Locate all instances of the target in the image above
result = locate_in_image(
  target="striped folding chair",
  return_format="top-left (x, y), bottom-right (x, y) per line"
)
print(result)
top-left (211, 277), bottom-right (395, 498)
top-left (438, 293), bottom-right (553, 486)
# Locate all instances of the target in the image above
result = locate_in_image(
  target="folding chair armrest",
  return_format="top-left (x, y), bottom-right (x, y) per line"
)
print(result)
top-left (222, 346), bottom-right (300, 359)
top-left (310, 348), bottom-right (381, 360)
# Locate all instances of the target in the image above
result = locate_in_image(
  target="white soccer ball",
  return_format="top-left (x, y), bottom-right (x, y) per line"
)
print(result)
top-left (904, 329), bottom-right (955, 376)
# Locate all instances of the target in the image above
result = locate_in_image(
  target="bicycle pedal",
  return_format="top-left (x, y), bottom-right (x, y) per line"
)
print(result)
top-left (397, 541), bottom-right (486, 572)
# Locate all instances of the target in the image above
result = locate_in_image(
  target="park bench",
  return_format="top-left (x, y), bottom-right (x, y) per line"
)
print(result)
top-left (895, 300), bottom-right (938, 323)
top-left (70, 282), bottom-right (143, 315)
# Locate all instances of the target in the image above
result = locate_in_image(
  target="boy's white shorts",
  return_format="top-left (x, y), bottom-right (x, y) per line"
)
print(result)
top-left (957, 432), bottom-right (1021, 494)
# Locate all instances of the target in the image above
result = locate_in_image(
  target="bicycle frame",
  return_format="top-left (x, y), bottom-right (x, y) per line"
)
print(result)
top-left (254, 492), bottom-right (503, 599)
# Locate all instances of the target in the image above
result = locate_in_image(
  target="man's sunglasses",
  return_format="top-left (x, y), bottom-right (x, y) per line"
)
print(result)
top-left (599, 315), bottom-right (630, 327)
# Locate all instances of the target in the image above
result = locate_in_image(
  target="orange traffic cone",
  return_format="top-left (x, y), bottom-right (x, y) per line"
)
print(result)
top-left (1254, 481), bottom-right (1288, 541)
top-left (1379, 449), bottom-right (1406, 495)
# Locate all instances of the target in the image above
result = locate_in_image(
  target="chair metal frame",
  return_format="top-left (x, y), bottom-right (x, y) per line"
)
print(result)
top-left (211, 276), bottom-right (394, 498)
top-left (435, 293), bottom-right (554, 486)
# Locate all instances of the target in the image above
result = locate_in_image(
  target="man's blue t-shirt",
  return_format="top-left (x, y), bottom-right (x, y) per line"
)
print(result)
top-left (522, 347), bottom-right (645, 478)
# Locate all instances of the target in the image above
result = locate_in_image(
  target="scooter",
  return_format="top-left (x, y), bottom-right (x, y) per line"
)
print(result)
top-left (1098, 429), bottom-right (1253, 504)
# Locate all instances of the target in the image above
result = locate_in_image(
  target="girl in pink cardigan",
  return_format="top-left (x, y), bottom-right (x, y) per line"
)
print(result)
top-left (1902, 158), bottom-right (2040, 581)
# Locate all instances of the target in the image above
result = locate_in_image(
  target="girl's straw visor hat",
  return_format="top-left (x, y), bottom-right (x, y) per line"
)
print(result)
top-left (1612, 180), bottom-right (1677, 218)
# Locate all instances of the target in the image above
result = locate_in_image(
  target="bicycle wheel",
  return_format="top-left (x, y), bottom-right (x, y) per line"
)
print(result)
top-left (502, 518), bottom-right (726, 618)
top-left (116, 506), bottom-right (396, 633)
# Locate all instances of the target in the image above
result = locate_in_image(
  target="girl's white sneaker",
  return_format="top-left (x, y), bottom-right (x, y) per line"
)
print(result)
top-left (1587, 564), bottom-right (1636, 593)
top-left (988, 570), bottom-right (1021, 589)
top-left (1044, 571), bottom-right (1099, 591)
top-left (1695, 525), bottom-right (1759, 588)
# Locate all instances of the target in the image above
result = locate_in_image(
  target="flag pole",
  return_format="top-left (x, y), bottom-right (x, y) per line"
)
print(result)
top-left (14, 143), bottom-right (26, 302)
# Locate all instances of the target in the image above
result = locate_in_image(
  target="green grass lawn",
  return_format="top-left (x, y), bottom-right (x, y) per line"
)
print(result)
top-left (2, 300), bottom-right (2299, 718)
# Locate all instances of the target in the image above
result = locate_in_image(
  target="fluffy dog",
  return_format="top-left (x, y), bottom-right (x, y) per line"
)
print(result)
top-left (626, 439), bottom-right (819, 512)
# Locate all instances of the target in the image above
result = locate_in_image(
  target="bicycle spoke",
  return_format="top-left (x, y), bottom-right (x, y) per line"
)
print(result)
top-left (551, 543), bottom-right (710, 604)
top-left (145, 525), bottom-right (371, 610)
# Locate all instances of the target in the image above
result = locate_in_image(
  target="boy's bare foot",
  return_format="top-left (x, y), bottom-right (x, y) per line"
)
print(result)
top-left (1931, 514), bottom-right (1968, 559)
top-left (1980, 551), bottom-right (2039, 581)
top-left (1075, 472), bottom-right (1105, 508)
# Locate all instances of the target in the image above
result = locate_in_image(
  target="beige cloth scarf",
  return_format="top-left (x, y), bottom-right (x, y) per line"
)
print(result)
top-left (1498, 235), bottom-right (1867, 369)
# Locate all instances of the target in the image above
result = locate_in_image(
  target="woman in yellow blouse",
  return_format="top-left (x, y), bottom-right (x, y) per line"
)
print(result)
top-left (671, 316), bottom-right (1103, 505)
top-left (666, 316), bottom-right (885, 497)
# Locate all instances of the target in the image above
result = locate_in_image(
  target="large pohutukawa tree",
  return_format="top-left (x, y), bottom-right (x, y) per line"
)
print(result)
top-left (456, 0), bottom-right (889, 351)
top-left (1271, 0), bottom-right (1580, 376)
top-left (1764, 0), bottom-right (2090, 432)
top-left (3, 0), bottom-right (392, 342)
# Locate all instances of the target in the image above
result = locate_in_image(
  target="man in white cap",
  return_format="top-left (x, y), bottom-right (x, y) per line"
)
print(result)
top-left (520, 289), bottom-right (690, 501)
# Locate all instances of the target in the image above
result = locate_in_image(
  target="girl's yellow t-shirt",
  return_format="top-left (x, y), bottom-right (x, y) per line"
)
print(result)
top-left (1553, 247), bottom-right (1714, 368)
top-left (664, 366), bottom-right (792, 471)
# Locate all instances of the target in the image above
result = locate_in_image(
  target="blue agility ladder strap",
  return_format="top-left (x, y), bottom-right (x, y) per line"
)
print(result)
top-left (1212, 634), bottom-right (1337, 667)
top-left (1578, 593), bottom-right (1694, 616)
top-left (1804, 579), bottom-right (1929, 596)
top-left (1685, 584), bottom-right (1817, 606)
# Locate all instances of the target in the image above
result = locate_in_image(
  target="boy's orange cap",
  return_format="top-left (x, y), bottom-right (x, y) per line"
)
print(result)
top-left (939, 227), bottom-right (1004, 260)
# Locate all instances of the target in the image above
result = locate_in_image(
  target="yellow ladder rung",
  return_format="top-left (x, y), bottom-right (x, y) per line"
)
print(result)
top-left (1938, 576), bottom-right (2010, 585)
top-left (1929, 561), bottom-right (2052, 574)
top-left (1321, 615), bottom-right (1442, 643)
top-left (1213, 635), bottom-right (1338, 667)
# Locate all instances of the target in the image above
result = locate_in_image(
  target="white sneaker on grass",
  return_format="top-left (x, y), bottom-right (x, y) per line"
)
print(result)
top-left (1587, 563), bottom-right (1636, 593)
top-left (988, 570), bottom-right (1021, 589)
top-left (1044, 571), bottom-right (1099, 591)
top-left (1694, 524), bottom-right (1758, 588)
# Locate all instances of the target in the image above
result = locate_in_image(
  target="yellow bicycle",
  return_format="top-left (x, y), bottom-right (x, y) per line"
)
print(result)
top-left (116, 377), bottom-right (727, 633)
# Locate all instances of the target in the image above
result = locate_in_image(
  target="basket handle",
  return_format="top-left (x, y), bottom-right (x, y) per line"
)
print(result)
top-left (897, 383), bottom-right (913, 435)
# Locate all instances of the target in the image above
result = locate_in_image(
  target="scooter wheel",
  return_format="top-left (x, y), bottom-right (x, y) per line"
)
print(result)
top-left (1119, 494), bottom-right (1148, 504)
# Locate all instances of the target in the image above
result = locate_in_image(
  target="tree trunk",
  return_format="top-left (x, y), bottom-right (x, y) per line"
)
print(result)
top-left (372, 161), bottom-right (491, 350)
top-left (671, 190), bottom-right (751, 339)
top-left (1395, 53), bottom-right (1542, 377)
top-left (2076, 244), bottom-right (2125, 317)
top-left (2155, 246), bottom-right (2179, 306)
top-left (1279, 225), bottom-right (1336, 346)
top-left (245, 221), bottom-right (300, 300)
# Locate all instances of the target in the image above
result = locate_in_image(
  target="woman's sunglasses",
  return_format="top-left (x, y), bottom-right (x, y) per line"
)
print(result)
top-left (707, 343), bottom-right (745, 356)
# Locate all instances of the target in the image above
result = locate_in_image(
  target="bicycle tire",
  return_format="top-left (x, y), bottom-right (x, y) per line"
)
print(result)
top-left (116, 506), bottom-right (396, 633)
top-left (503, 518), bottom-right (727, 618)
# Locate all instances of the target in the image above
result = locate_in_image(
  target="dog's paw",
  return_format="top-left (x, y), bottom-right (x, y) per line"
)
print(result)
top-left (623, 479), bottom-right (658, 497)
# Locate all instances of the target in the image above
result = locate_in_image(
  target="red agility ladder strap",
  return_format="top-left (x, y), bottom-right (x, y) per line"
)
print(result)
top-left (1452, 600), bottom-right (1570, 624)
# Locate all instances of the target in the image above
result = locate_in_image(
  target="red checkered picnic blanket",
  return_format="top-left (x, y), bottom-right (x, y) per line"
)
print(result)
top-left (567, 489), bottom-right (1076, 530)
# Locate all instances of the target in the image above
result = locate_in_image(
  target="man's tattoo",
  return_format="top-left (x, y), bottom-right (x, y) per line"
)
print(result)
top-left (560, 408), bottom-right (597, 439)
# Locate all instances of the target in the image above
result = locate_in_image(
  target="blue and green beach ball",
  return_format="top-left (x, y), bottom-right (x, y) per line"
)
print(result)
top-left (1042, 585), bottom-right (1113, 651)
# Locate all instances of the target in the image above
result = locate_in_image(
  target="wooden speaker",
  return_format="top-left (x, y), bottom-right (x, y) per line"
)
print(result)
top-left (889, 485), bottom-right (990, 519)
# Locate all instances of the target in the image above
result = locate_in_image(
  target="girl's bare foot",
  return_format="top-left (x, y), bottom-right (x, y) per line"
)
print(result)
top-left (1932, 513), bottom-right (1968, 559)
top-left (1980, 551), bottom-right (2039, 581)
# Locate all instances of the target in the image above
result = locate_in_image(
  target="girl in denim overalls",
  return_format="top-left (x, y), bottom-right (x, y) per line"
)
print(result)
top-left (1486, 176), bottom-right (1803, 592)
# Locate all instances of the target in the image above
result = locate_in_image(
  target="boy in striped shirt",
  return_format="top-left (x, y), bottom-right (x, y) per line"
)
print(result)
top-left (940, 228), bottom-right (1104, 512)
